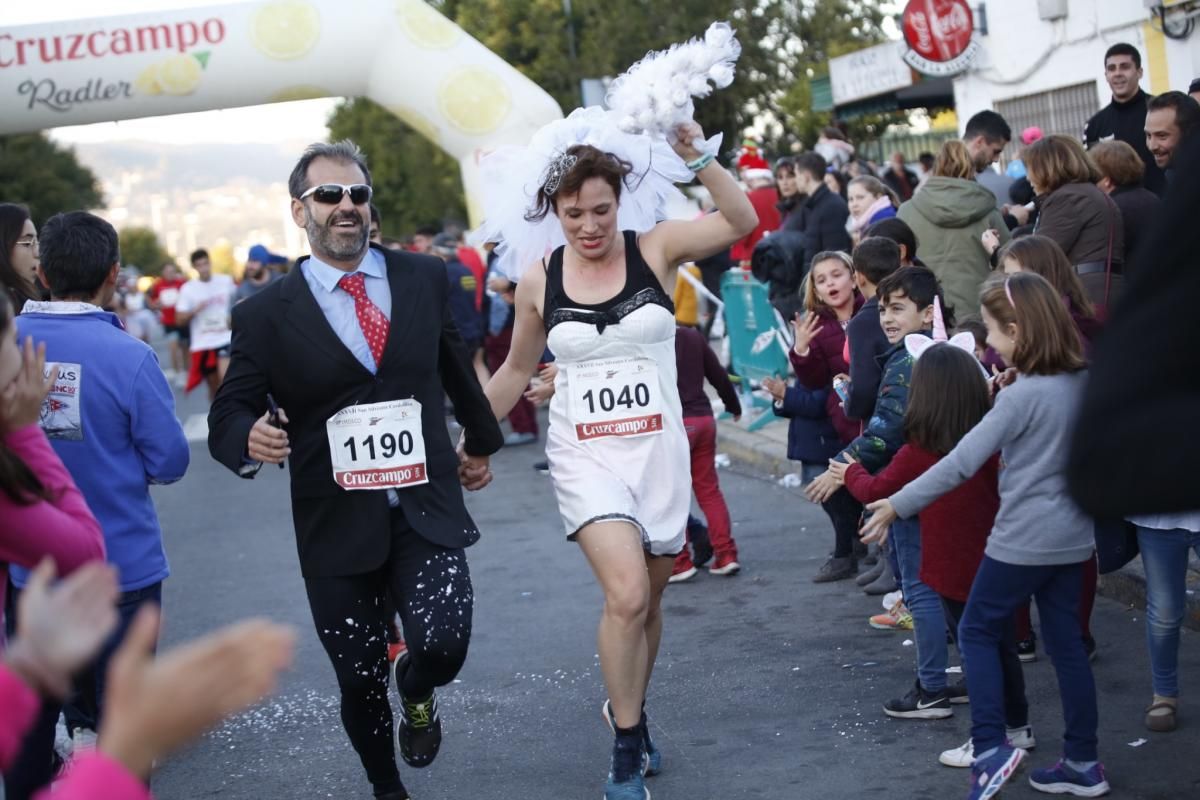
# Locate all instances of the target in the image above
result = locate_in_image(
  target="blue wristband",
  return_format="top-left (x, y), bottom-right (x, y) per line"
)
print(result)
top-left (686, 153), bottom-right (714, 173)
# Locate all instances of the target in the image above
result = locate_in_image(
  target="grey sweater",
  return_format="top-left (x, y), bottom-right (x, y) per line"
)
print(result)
top-left (890, 371), bottom-right (1093, 566)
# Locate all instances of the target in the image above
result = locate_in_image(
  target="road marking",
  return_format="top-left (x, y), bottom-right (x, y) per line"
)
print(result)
top-left (183, 414), bottom-right (209, 443)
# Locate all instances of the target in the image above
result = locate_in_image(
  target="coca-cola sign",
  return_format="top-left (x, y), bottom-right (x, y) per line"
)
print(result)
top-left (901, 0), bottom-right (980, 77)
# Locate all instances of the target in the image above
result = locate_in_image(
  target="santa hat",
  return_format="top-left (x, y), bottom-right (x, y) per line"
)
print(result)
top-left (737, 138), bottom-right (769, 173)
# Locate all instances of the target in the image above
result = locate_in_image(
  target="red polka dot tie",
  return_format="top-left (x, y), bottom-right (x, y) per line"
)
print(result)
top-left (337, 272), bottom-right (389, 369)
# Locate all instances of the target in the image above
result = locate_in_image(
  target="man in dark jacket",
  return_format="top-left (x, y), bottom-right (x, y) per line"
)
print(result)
top-left (1084, 43), bottom-right (1166, 196)
top-left (842, 237), bottom-right (902, 422)
top-left (793, 152), bottom-right (852, 259)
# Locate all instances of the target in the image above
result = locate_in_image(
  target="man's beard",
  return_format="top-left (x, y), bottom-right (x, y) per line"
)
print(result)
top-left (306, 208), bottom-right (368, 262)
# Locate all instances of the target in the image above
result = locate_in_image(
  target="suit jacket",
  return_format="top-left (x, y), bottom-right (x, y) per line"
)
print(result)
top-left (208, 245), bottom-right (503, 577)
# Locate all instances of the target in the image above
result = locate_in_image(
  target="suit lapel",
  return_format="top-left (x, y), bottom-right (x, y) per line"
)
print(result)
top-left (280, 260), bottom-right (370, 375)
top-left (378, 248), bottom-right (427, 369)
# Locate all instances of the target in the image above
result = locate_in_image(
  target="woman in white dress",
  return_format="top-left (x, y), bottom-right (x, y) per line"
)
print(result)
top-left (482, 121), bottom-right (756, 800)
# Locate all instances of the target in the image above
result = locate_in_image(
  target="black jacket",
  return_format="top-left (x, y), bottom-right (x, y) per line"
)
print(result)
top-left (799, 184), bottom-right (853, 258)
top-left (1068, 132), bottom-right (1199, 516)
top-left (1084, 90), bottom-right (1166, 196)
top-left (208, 245), bottom-right (503, 577)
top-left (1109, 184), bottom-right (1161, 280)
top-left (843, 296), bottom-right (892, 422)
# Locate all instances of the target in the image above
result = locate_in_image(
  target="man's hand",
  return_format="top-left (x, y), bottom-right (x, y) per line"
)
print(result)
top-left (247, 408), bottom-right (289, 464)
top-left (456, 442), bottom-right (493, 491)
top-left (524, 363), bottom-right (558, 407)
top-left (803, 470), bottom-right (842, 504)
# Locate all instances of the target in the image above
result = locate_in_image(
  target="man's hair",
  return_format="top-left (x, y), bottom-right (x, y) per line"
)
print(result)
top-left (1147, 91), bottom-right (1200, 137)
top-left (525, 144), bottom-right (633, 223)
top-left (1104, 42), bottom-right (1141, 69)
top-left (39, 212), bottom-right (120, 299)
top-left (369, 203), bottom-right (381, 226)
top-left (876, 265), bottom-right (955, 328)
top-left (414, 225), bottom-right (440, 238)
top-left (190, 248), bottom-right (210, 264)
top-left (963, 110), bottom-right (1012, 145)
top-left (793, 152), bottom-right (827, 182)
top-left (288, 140), bottom-right (372, 200)
top-left (918, 152), bottom-right (935, 169)
top-left (863, 217), bottom-right (919, 262)
top-left (852, 237), bottom-right (902, 286)
top-left (1088, 139), bottom-right (1145, 188)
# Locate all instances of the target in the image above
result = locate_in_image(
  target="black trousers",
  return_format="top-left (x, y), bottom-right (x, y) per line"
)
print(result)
top-left (941, 594), bottom-right (1029, 729)
top-left (821, 486), bottom-right (863, 559)
top-left (304, 506), bottom-right (473, 790)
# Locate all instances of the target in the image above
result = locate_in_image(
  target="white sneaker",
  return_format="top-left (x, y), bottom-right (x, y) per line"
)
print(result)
top-left (938, 726), bottom-right (1037, 768)
top-left (882, 590), bottom-right (903, 611)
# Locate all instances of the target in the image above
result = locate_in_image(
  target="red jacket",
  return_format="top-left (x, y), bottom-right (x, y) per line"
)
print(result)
top-left (731, 186), bottom-right (782, 263)
top-left (844, 443), bottom-right (999, 602)
top-left (788, 293), bottom-right (864, 444)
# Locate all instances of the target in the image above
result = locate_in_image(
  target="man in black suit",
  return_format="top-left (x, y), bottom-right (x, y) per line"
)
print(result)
top-left (208, 141), bottom-right (502, 800)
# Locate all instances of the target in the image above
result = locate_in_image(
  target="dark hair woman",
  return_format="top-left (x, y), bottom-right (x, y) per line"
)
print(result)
top-left (0, 204), bottom-right (41, 312)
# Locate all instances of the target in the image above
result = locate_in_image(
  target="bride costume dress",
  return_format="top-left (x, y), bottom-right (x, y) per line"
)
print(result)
top-left (472, 23), bottom-right (741, 554)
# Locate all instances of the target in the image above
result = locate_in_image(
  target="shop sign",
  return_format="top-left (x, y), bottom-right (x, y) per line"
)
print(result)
top-left (901, 0), bottom-right (980, 77)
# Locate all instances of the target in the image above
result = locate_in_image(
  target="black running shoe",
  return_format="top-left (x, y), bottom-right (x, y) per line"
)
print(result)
top-left (1017, 637), bottom-right (1037, 663)
top-left (883, 679), bottom-right (953, 719)
top-left (394, 653), bottom-right (442, 768)
top-left (947, 678), bottom-right (970, 705)
top-left (688, 516), bottom-right (713, 568)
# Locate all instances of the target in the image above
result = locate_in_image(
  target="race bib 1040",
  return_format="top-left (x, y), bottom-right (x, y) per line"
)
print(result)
top-left (568, 357), bottom-right (663, 442)
top-left (326, 399), bottom-right (429, 490)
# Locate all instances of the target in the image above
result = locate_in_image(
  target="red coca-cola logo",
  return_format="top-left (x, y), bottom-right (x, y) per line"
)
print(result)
top-left (903, 0), bottom-right (974, 63)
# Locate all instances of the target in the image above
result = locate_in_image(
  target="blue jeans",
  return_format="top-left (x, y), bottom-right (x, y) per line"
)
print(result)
top-left (1137, 526), bottom-right (1200, 697)
top-left (890, 517), bottom-right (947, 692)
top-left (961, 557), bottom-right (1097, 761)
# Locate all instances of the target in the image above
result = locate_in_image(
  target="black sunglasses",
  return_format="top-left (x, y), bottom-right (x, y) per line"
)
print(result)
top-left (300, 183), bottom-right (373, 205)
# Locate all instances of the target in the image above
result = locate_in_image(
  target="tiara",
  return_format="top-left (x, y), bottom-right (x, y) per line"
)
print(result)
top-left (542, 152), bottom-right (578, 196)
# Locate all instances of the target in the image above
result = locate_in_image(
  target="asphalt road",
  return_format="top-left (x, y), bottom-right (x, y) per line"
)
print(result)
top-left (149, 394), bottom-right (1200, 800)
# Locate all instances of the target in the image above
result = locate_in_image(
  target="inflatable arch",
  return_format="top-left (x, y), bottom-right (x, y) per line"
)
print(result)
top-left (0, 0), bottom-right (564, 223)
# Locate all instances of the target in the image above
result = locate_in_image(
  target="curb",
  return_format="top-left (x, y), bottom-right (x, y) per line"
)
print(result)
top-left (715, 422), bottom-right (1200, 632)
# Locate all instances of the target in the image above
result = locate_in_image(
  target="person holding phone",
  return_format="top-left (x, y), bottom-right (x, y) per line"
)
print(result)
top-left (207, 141), bottom-right (503, 800)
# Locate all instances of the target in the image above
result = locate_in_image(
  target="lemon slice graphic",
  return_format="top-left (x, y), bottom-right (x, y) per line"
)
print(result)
top-left (396, 0), bottom-right (461, 49)
top-left (388, 105), bottom-right (441, 144)
top-left (437, 67), bottom-right (511, 136)
top-left (270, 85), bottom-right (331, 103)
top-left (133, 63), bottom-right (162, 96)
top-left (251, 0), bottom-right (320, 60)
top-left (158, 54), bottom-right (203, 95)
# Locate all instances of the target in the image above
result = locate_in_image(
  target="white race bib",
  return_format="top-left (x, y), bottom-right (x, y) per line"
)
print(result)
top-left (326, 399), bottom-right (429, 490)
top-left (568, 357), bottom-right (664, 442)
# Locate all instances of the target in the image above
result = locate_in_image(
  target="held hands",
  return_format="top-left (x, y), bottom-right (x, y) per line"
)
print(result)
top-left (859, 499), bottom-right (898, 545)
top-left (247, 408), bottom-right (290, 464)
top-left (803, 469), bottom-right (842, 504)
top-left (99, 606), bottom-right (295, 781)
top-left (791, 312), bottom-right (823, 357)
top-left (6, 559), bottom-right (119, 699)
top-left (0, 336), bottom-right (57, 435)
top-left (667, 121), bottom-right (707, 163)
top-left (455, 433), bottom-right (493, 491)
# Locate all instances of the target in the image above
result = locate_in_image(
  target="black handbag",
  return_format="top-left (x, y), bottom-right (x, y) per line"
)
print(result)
top-left (1094, 517), bottom-right (1139, 574)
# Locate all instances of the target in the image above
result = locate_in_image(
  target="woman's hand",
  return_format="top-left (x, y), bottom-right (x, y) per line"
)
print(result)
top-left (859, 499), bottom-right (898, 544)
top-left (804, 470), bottom-right (842, 504)
top-left (981, 229), bottom-right (1001, 256)
top-left (791, 312), bottom-right (823, 357)
top-left (0, 336), bottom-right (57, 435)
top-left (668, 121), bottom-right (707, 163)
top-left (523, 363), bottom-right (558, 406)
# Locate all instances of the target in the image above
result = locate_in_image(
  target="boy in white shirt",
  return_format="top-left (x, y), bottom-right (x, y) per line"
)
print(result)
top-left (175, 248), bottom-right (235, 401)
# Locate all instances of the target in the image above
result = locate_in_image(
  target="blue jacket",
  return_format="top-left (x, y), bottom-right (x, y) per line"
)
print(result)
top-left (14, 306), bottom-right (189, 591)
top-left (838, 334), bottom-right (925, 474)
top-left (773, 384), bottom-right (842, 465)
top-left (445, 258), bottom-right (483, 344)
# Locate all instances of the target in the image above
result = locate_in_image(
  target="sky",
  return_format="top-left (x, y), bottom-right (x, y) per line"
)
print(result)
top-left (9, 0), bottom-right (336, 146)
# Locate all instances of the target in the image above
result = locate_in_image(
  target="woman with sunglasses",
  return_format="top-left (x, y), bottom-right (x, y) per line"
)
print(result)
top-left (0, 204), bottom-right (42, 312)
top-left (477, 117), bottom-right (756, 800)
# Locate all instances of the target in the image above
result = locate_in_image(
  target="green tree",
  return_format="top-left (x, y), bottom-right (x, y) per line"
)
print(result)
top-left (119, 227), bottom-right (173, 276)
top-left (326, 98), bottom-right (467, 235)
top-left (0, 133), bottom-right (102, 224)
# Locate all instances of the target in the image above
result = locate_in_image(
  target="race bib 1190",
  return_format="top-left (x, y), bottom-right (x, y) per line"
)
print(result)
top-left (326, 399), bottom-right (429, 490)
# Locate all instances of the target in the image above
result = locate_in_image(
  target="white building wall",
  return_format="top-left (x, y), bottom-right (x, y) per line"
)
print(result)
top-left (953, 0), bottom-right (1199, 133)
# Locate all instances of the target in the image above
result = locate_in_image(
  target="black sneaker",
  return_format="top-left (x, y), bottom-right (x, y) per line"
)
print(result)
top-left (883, 679), bottom-right (953, 719)
top-left (394, 653), bottom-right (442, 768)
top-left (532, 460), bottom-right (550, 474)
top-left (688, 516), bottom-right (713, 568)
top-left (1017, 637), bottom-right (1037, 663)
top-left (1084, 635), bottom-right (1097, 662)
top-left (947, 678), bottom-right (970, 705)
